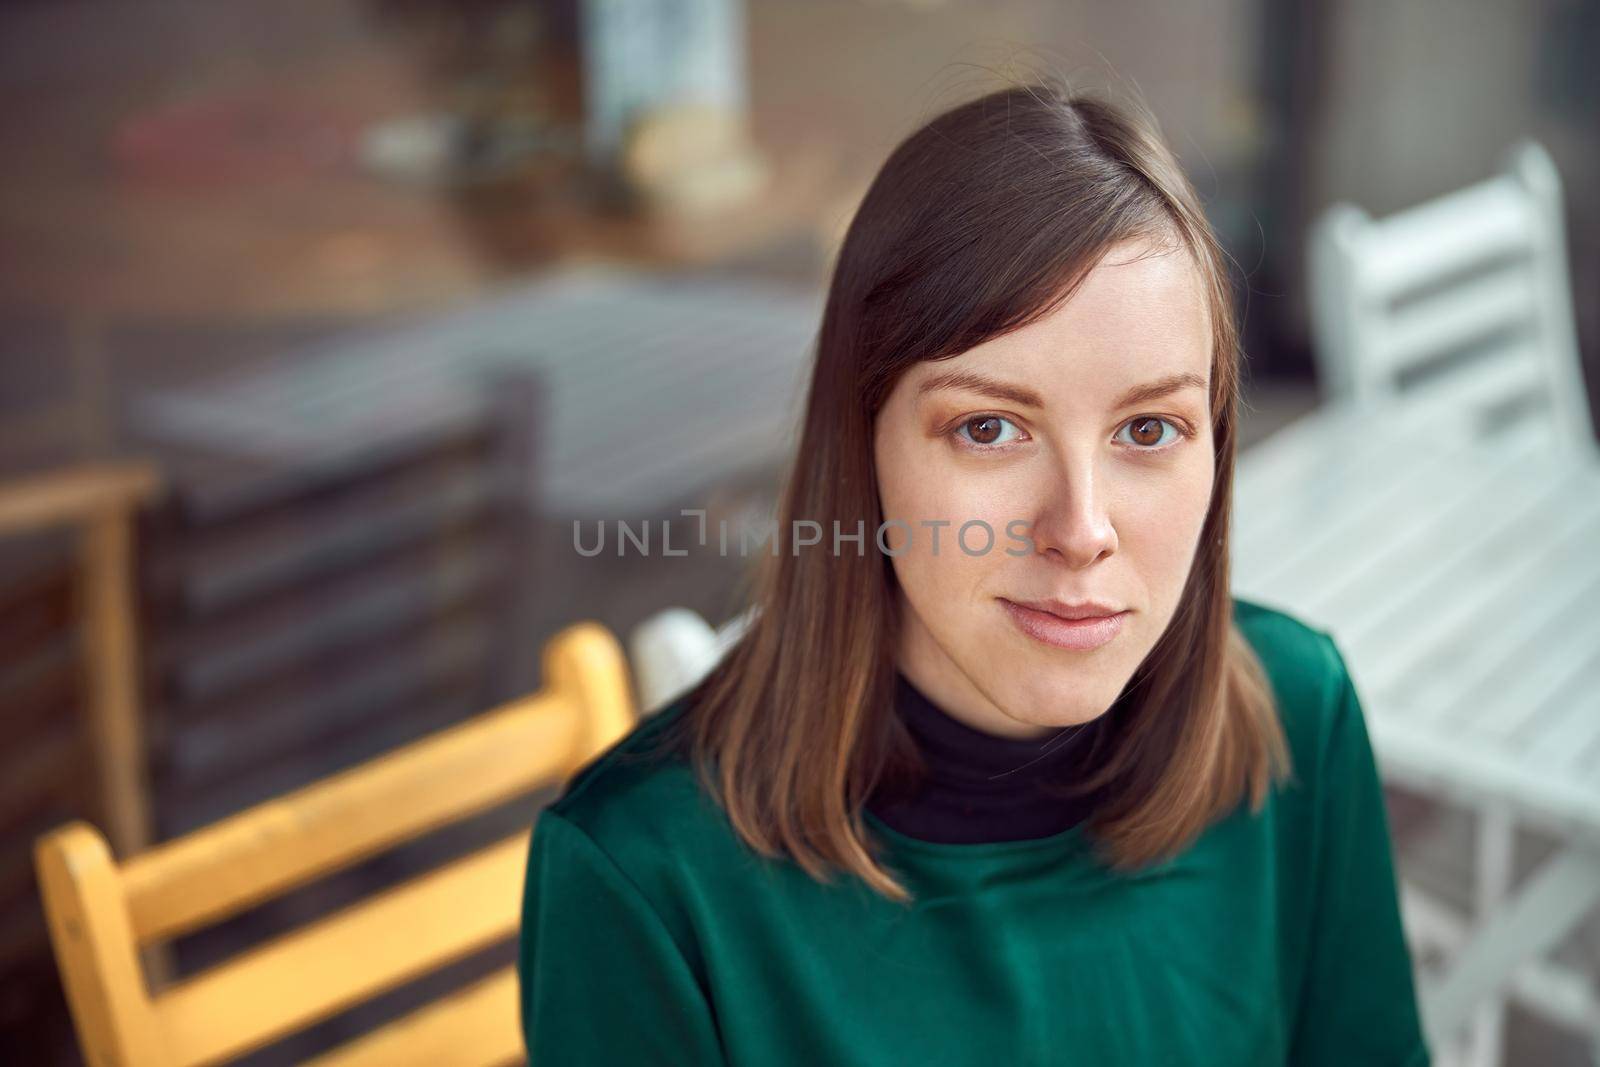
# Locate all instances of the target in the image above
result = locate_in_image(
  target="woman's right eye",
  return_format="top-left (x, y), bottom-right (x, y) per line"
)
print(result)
top-left (954, 415), bottom-right (1023, 449)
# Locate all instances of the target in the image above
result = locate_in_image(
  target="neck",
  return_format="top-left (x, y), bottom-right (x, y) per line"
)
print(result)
top-left (863, 670), bottom-right (1107, 845)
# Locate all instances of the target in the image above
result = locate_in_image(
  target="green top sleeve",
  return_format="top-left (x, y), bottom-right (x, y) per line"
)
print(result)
top-left (1287, 636), bottom-right (1432, 1067)
top-left (517, 809), bottom-right (728, 1065)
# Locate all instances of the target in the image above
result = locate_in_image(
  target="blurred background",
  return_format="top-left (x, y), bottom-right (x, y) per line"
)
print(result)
top-left (2, 0), bottom-right (1596, 1064)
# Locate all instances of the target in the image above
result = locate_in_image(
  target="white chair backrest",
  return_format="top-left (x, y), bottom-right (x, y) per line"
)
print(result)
top-left (1307, 140), bottom-right (1594, 458)
top-left (628, 606), bottom-right (753, 713)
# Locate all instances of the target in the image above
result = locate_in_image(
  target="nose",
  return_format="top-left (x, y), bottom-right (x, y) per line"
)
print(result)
top-left (1028, 451), bottom-right (1118, 567)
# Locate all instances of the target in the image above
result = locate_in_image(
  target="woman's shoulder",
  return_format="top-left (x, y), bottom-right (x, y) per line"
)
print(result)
top-left (1231, 594), bottom-right (1358, 776)
top-left (538, 693), bottom-right (737, 880)
top-left (1232, 595), bottom-right (1343, 686)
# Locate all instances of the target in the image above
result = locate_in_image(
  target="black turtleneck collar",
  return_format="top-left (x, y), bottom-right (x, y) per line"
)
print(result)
top-left (865, 670), bottom-right (1108, 845)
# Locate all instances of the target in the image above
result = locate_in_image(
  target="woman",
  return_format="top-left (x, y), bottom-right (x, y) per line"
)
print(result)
top-left (518, 80), bottom-right (1431, 1066)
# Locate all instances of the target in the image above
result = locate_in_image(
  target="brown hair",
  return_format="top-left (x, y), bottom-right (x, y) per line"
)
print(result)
top-left (654, 79), bottom-right (1290, 904)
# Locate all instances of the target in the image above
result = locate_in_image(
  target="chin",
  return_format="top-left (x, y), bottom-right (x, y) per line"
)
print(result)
top-left (990, 660), bottom-right (1121, 728)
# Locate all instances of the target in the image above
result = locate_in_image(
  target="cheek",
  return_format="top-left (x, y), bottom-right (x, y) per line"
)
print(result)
top-left (1175, 444), bottom-right (1217, 532)
top-left (879, 467), bottom-right (1011, 598)
top-left (1122, 453), bottom-right (1215, 571)
top-left (876, 423), bottom-right (1005, 542)
top-left (891, 515), bottom-right (1018, 624)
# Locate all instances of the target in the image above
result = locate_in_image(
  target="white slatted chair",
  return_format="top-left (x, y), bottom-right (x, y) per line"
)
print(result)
top-left (628, 606), bottom-right (751, 715)
top-left (1308, 140), bottom-right (1595, 460)
top-left (1303, 142), bottom-right (1599, 1066)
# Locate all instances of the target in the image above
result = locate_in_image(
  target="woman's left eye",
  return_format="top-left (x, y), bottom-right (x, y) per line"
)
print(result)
top-left (1116, 415), bottom-right (1185, 450)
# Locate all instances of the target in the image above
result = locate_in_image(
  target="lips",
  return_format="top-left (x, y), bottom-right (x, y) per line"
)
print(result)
top-left (1000, 598), bottom-right (1128, 652)
top-left (1006, 597), bottom-right (1123, 621)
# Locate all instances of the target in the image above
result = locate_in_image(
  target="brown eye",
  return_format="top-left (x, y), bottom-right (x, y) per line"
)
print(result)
top-left (953, 414), bottom-right (1023, 449)
top-left (1118, 415), bottom-right (1187, 451)
top-left (966, 416), bottom-right (1003, 444)
top-left (1127, 416), bottom-right (1166, 447)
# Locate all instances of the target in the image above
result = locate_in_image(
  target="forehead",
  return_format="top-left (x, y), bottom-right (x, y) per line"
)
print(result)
top-left (910, 240), bottom-right (1213, 400)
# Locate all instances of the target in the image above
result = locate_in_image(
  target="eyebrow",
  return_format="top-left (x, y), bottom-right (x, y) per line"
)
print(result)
top-left (1113, 371), bottom-right (1209, 409)
top-left (917, 369), bottom-right (1043, 408)
top-left (916, 369), bottom-right (1209, 410)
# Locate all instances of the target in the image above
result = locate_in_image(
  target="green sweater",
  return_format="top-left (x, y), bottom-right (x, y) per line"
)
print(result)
top-left (517, 597), bottom-right (1431, 1065)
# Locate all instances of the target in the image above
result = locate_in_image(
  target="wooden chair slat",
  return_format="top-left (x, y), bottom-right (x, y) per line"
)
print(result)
top-left (1376, 268), bottom-right (1536, 371)
top-left (156, 834), bottom-right (527, 1067)
top-left (301, 967), bottom-right (521, 1067)
top-left (121, 691), bottom-right (579, 945)
top-left (1359, 175), bottom-right (1533, 298)
top-left (0, 462), bottom-right (159, 538)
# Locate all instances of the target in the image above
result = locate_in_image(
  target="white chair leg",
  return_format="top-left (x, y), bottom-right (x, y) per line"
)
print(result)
top-left (1466, 805), bottom-right (1514, 1067)
top-left (1423, 843), bottom-right (1600, 1049)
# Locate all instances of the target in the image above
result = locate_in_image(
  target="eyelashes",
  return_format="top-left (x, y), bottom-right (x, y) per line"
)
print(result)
top-left (1115, 415), bottom-right (1192, 451)
top-left (953, 414), bottom-right (1025, 448)
top-left (947, 413), bottom-right (1196, 455)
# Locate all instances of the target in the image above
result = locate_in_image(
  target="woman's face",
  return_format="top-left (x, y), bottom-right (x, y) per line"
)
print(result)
top-left (873, 237), bottom-right (1216, 740)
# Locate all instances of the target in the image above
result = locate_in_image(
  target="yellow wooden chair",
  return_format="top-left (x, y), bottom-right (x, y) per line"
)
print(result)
top-left (34, 621), bottom-right (637, 1067)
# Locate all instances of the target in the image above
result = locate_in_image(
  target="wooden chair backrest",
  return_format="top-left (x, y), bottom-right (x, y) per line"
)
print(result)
top-left (1, 461), bottom-right (161, 860)
top-left (1307, 140), bottom-right (1595, 458)
top-left (35, 621), bottom-right (636, 1067)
